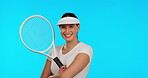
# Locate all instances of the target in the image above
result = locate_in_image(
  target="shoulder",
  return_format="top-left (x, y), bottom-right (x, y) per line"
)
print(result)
top-left (77, 42), bottom-right (93, 62)
top-left (78, 42), bottom-right (93, 52)
top-left (55, 45), bottom-right (63, 50)
top-left (49, 45), bottom-right (63, 55)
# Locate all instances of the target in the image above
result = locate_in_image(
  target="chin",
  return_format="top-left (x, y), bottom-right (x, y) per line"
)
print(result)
top-left (64, 38), bottom-right (73, 42)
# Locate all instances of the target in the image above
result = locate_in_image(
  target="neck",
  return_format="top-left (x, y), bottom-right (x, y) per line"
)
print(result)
top-left (65, 40), bottom-right (79, 49)
top-left (63, 39), bottom-right (80, 54)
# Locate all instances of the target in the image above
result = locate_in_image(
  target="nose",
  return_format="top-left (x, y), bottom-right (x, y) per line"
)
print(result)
top-left (65, 27), bottom-right (70, 33)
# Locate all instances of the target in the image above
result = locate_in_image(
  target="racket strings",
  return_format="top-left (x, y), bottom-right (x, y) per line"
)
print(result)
top-left (24, 19), bottom-right (42, 47)
top-left (30, 18), bottom-right (51, 50)
top-left (37, 19), bottom-right (53, 50)
top-left (22, 17), bottom-right (53, 51)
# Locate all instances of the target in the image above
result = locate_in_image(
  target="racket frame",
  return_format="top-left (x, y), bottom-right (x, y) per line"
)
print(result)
top-left (20, 15), bottom-right (63, 68)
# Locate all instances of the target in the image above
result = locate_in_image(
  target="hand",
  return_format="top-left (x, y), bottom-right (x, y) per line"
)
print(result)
top-left (58, 65), bottom-right (67, 73)
top-left (48, 65), bottom-right (67, 78)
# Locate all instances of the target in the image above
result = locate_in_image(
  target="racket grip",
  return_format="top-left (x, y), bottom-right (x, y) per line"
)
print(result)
top-left (53, 57), bottom-right (63, 68)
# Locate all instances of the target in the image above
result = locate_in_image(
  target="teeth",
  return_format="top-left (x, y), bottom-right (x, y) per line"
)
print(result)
top-left (65, 34), bottom-right (72, 37)
top-left (66, 35), bottom-right (71, 37)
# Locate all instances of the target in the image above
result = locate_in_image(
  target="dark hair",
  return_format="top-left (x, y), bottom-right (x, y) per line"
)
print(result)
top-left (61, 13), bottom-right (78, 19)
top-left (61, 13), bottom-right (79, 26)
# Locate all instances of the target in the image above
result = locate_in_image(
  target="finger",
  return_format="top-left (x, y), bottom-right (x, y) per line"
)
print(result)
top-left (61, 65), bottom-right (66, 69)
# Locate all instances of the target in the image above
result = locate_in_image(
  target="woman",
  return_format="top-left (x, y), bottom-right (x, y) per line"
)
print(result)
top-left (41, 13), bottom-right (93, 78)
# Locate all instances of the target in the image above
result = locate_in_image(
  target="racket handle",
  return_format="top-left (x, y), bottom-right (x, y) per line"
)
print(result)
top-left (53, 57), bottom-right (63, 68)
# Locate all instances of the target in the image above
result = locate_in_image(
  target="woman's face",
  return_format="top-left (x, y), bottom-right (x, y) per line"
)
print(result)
top-left (60, 24), bottom-right (80, 42)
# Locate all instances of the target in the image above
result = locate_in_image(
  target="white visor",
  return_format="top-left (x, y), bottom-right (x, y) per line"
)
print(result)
top-left (56, 17), bottom-right (80, 26)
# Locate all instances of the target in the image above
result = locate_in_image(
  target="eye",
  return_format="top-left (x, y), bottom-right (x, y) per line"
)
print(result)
top-left (69, 25), bottom-right (74, 28)
top-left (60, 25), bottom-right (66, 28)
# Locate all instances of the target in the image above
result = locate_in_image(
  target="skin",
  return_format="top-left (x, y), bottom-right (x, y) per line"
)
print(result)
top-left (41, 24), bottom-right (90, 78)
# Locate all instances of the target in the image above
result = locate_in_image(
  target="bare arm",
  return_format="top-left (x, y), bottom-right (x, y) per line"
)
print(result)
top-left (41, 59), bottom-right (52, 78)
top-left (59, 53), bottom-right (90, 78)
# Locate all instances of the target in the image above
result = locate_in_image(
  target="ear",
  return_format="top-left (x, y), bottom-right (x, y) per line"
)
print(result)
top-left (77, 25), bottom-right (80, 31)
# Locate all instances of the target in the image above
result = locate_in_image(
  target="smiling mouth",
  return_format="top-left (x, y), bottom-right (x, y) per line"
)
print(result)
top-left (64, 34), bottom-right (72, 38)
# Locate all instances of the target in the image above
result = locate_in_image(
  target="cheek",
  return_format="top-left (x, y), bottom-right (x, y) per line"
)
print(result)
top-left (71, 27), bottom-right (77, 32)
top-left (60, 29), bottom-right (64, 34)
top-left (73, 28), bottom-right (79, 33)
top-left (71, 29), bottom-right (75, 32)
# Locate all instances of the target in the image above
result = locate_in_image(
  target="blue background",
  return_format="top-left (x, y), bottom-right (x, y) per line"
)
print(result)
top-left (1, 0), bottom-right (148, 78)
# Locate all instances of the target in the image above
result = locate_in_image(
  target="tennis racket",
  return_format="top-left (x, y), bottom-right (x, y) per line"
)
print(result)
top-left (19, 15), bottom-right (63, 68)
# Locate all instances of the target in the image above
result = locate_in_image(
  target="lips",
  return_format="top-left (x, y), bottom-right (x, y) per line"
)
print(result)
top-left (64, 34), bottom-right (72, 38)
